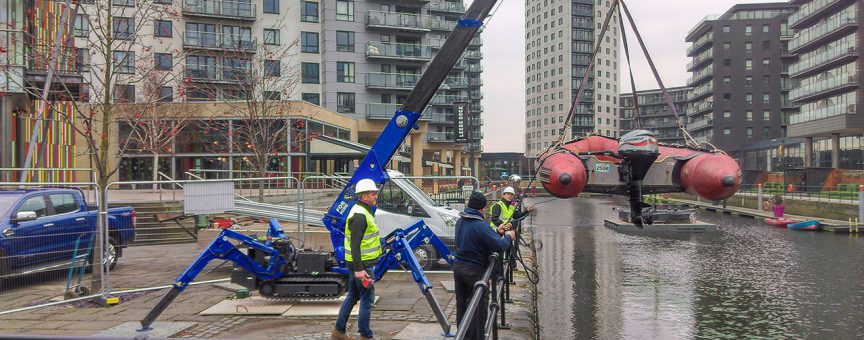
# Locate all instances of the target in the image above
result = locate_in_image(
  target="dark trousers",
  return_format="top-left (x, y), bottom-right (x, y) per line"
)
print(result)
top-left (335, 267), bottom-right (375, 338)
top-left (454, 261), bottom-right (488, 340)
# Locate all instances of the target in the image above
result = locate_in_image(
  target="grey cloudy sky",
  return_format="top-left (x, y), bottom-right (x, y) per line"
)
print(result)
top-left (479, 0), bottom-right (786, 153)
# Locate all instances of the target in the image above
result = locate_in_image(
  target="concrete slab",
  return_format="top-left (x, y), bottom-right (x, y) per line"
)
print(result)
top-left (213, 282), bottom-right (246, 293)
top-left (393, 322), bottom-right (450, 340)
top-left (440, 280), bottom-right (455, 292)
top-left (374, 297), bottom-right (417, 311)
top-left (96, 321), bottom-right (196, 338)
top-left (281, 296), bottom-right (379, 317)
top-left (199, 297), bottom-right (292, 315)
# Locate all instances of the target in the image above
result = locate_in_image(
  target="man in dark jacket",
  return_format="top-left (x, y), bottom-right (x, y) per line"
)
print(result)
top-left (453, 192), bottom-right (515, 340)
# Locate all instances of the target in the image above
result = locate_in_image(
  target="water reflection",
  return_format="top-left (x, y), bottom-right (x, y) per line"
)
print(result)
top-left (530, 196), bottom-right (864, 339)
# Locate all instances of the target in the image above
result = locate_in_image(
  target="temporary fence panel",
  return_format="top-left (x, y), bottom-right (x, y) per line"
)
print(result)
top-left (0, 181), bottom-right (102, 313)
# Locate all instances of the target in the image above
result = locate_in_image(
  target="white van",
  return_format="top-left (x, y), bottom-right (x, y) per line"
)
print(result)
top-left (373, 170), bottom-right (463, 269)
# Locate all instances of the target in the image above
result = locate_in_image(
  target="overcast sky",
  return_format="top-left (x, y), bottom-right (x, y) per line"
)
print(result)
top-left (479, 0), bottom-right (787, 153)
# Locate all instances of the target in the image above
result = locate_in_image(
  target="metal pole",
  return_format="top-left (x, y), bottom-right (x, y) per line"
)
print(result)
top-left (858, 185), bottom-right (863, 224)
top-left (757, 183), bottom-right (763, 211)
top-left (454, 253), bottom-right (498, 340)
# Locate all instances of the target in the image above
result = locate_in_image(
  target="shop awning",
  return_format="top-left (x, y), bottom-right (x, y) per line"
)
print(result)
top-left (310, 135), bottom-right (410, 162)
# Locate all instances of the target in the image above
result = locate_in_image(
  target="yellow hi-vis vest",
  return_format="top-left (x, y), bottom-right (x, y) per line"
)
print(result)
top-left (489, 200), bottom-right (515, 229)
top-left (344, 204), bottom-right (382, 262)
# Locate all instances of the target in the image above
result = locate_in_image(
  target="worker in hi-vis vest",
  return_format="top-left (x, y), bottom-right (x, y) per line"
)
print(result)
top-left (334, 178), bottom-right (382, 340)
top-left (489, 186), bottom-right (535, 235)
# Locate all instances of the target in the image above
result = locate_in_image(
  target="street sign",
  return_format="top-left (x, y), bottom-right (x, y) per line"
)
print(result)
top-left (453, 102), bottom-right (469, 143)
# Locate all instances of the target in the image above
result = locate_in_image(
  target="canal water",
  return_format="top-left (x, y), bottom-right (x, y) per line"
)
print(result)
top-left (528, 196), bottom-right (864, 339)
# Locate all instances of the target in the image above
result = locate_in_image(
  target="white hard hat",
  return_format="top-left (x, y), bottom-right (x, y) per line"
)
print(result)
top-left (502, 187), bottom-right (516, 195)
top-left (355, 179), bottom-right (379, 194)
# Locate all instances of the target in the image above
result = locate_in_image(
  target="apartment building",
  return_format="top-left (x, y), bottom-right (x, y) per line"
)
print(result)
top-left (619, 86), bottom-right (691, 145)
top-left (685, 3), bottom-right (798, 163)
top-left (524, 0), bottom-right (620, 159)
top-left (0, 0), bottom-right (483, 179)
top-left (786, 0), bottom-right (863, 169)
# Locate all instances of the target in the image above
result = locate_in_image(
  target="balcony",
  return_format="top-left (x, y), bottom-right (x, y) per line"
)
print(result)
top-left (429, 94), bottom-right (469, 105)
top-left (469, 91), bottom-right (483, 100)
top-left (365, 11), bottom-right (431, 32)
top-left (686, 49), bottom-right (713, 71)
top-left (470, 103), bottom-right (483, 112)
top-left (789, 74), bottom-right (858, 103)
top-left (426, 112), bottom-right (450, 124)
top-left (789, 0), bottom-right (851, 29)
top-left (426, 131), bottom-right (454, 142)
top-left (789, 45), bottom-right (858, 78)
top-left (468, 78), bottom-right (483, 86)
top-left (365, 103), bottom-right (430, 120)
top-left (464, 50), bottom-right (483, 60)
top-left (688, 118), bottom-right (713, 131)
top-left (687, 66), bottom-right (713, 86)
top-left (689, 99), bottom-right (713, 114)
top-left (790, 103), bottom-right (856, 124)
top-left (469, 36), bottom-right (483, 47)
top-left (365, 72), bottom-right (420, 90)
top-left (365, 42), bottom-right (432, 62)
top-left (789, 16), bottom-right (857, 53)
top-left (466, 63), bottom-right (483, 73)
top-left (26, 45), bottom-right (80, 74)
top-left (429, 1), bottom-right (465, 14)
top-left (184, 31), bottom-right (257, 53)
top-left (691, 83), bottom-right (713, 100)
top-left (686, 32), bottom-right (713, 56)
top-left (430, 19), bottom-right (456, 31)
top-left (182, 0), bottom-right (256, 21)
top-left (444, 76), bottom-right (470, 88)
top-left (185, 64), bottom-right (250, 83)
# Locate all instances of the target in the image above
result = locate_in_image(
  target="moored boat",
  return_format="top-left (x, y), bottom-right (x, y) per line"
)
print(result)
top-left (765, 218), bottom-right (798, 227)
top-left (788, 220), bottom-right (822, 231)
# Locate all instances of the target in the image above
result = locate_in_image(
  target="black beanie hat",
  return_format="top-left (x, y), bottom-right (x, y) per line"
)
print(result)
top-left (467, 191), bottom-right (487, 210)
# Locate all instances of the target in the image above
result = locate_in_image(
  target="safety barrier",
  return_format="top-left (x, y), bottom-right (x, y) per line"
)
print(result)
top-left (454, 252), bottom-right (513, 340)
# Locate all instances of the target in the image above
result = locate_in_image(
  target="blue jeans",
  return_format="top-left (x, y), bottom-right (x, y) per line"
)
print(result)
top-left (335, 268), bottom-right (375, 338)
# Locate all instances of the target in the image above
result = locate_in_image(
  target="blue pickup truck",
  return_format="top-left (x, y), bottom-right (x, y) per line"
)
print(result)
top-left (0, 188), bottom-right (136, 286)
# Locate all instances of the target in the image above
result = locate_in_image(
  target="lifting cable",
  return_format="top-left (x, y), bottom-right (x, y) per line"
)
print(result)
top-left (619, 8), bottom-right (643, 130)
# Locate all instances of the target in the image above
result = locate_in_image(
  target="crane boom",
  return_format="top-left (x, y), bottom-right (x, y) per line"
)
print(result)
top-left (323, 0), bottom-right (498, 267)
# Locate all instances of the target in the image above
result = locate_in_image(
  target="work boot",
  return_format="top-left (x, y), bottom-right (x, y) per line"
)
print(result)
top-left (331, 329), bottom-right (356, 340)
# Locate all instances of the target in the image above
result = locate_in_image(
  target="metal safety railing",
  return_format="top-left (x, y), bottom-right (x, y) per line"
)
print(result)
top-left (454, 251), bottom-right (514, 340)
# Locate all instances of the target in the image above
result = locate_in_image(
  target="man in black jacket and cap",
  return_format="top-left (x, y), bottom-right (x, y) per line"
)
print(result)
top-left (453, 192), bottom-right (515, 340)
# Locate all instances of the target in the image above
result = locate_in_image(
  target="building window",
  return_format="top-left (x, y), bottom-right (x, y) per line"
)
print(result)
top-left (263, 29), bottom-right (280, 45)
top-left (158, 87), bottom-right (173, 102)
top-left (301, 32), bottom-right (319, 53)
top-left (746, 110), bottom-right (752, 121)
top-left (336, 62), bottom-right (355, 83)
top-left (763, 110), bottom-right (770, 120)
top-left (762, 75), bottom-right (770, 85)
top-left (722, 25), bottom-right (730, 33)
top-left (113, 50), bottom-right (135, 74)
top-left (762, 58), bottom-right (769, 65)
top-left (154, 20), bottom-right (172, 37)
top-left (76, 48), bottom-right (89, 72)
top-left (745, 42), bottom-right (752, 52)
top-left (745, 25), bottom-right (752, 35)
top-left (337, 92), bottom-right (355, 113)
top-left (723, 76), bottom-right (731, 84)
top-left (723, 127), bottom-right (731, 135)
top-left (746, 93), bottom-right (753, 104)
top-left (301, 1), bottom-right (319, 22)
top-left (336, 31), bottom-right (355, 52)
top-left (745, 59), bottom-right (752, 70)
top-left (762, 41), bottom-right (770, 50)
top-left (723, 59), bottom-right (731, 66)
top-left (74, 14), bottom-right (89, 37)
top-left (723, 111), bottom-right (731, 118)
top-left (722, 42), bottom-right (730, 50)
top-left (265, 91), bottom-right (281, 100)
top-left (114, 84), bottom-right (135, 103)
top-left (154, 53), bottom-right (172, 70)
top-left (301, 62), bottom-right (319, 83)
top-left (763, 127), bottom-right (770, 138)
top-left (264, 60), bottom-right (280, 77)
top-left (113, 0), bottom-right (134, 7)
top-left (745, 76), bottom-right (752, 86)
top-left (763, 93), bottom-right (770, 103)
top-left (336, 0), bottom-right (354, 21)
top-left (113, 17), bottom-right (134, 40)
top-left (302, 93), bottom-right (320, 105)
top-left (263, 0), bottom-right (279, 13)
top-left (762, 24), bottom-right (770, 33)
top-left (746, 127), bottom-right (753, 137)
